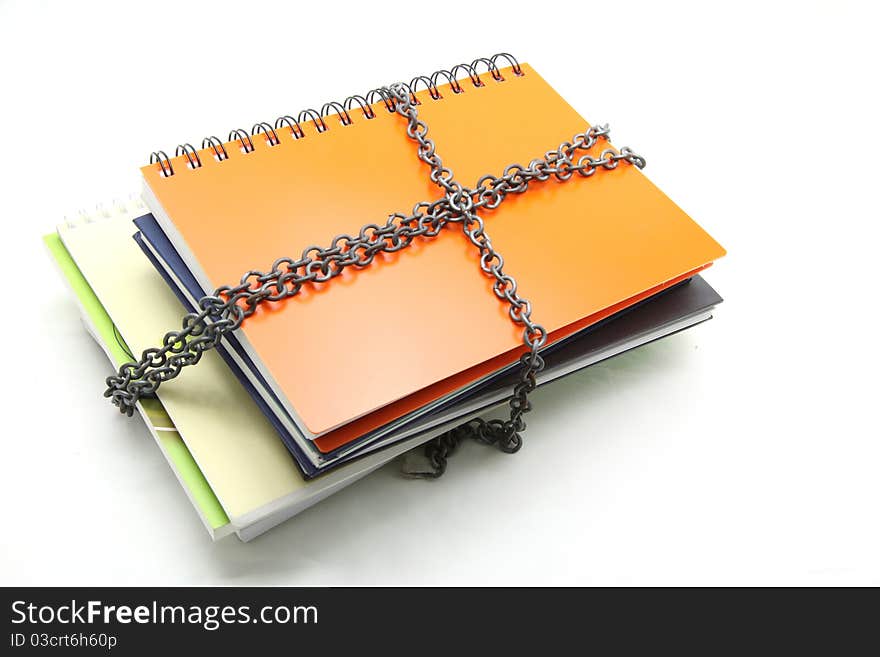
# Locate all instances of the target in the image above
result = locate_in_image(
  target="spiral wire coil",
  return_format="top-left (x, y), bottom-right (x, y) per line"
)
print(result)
top-left (149, 54), bottom-right (523, 178)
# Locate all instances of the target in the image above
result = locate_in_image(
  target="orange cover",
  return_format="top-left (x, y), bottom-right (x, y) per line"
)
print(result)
top-left (142, 63), bottom-right (725, 448)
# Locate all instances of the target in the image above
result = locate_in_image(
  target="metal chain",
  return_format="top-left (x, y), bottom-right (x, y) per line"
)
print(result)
top-left (105, 79), bottom-right (645, 476)
top-left (387, 83), bottom-right (549, 457)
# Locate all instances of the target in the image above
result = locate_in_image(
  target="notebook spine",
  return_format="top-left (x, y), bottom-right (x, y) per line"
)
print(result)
top-left (148, 53), bottom-right (524, 177)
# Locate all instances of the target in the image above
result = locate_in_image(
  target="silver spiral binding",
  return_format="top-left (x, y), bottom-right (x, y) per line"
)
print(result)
top-left (201, 136), bottom-right (228, 161)
top-left (343, 95), bottom-right (375, 119)
top-left (150, 53), bottom-right (522, 176)
top-left (321, 101), bottom-right (352, 126)
top-left (228, 129), bottom-right (254, 154)
top-left (149, 151), bottom-right (173, 177)
top-left (365, 88), bottom-right (395, 113)
top-left (252, 122), bottom-right (280, 146)
top-left (274, 116), bottom-right (305, 140)
top-left (298, 108), bottom-right (327, 133)
top-left (175, 144), bottom-right (201, 169)
top-left (408, 76), bottom-right (441, 101)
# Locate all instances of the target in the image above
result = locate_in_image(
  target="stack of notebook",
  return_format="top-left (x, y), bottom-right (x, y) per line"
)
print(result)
top-left (45, 56), bottom-right (725, 541)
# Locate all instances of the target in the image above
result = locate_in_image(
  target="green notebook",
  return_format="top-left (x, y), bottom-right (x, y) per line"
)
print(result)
top-left (45, 230), bottom-right (230, 533)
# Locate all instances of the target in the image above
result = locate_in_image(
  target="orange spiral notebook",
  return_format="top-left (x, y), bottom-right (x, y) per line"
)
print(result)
top-left (137, 59), bottom-right (725, 472)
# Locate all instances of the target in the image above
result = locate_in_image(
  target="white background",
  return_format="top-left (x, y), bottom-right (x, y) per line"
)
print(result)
top-left (0, 0), bottom-right (877, 585)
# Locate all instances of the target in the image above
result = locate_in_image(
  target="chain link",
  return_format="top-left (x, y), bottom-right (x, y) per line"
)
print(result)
top-left (105, 79), bottom-right (645, 476)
